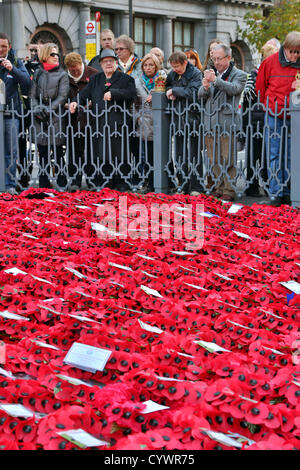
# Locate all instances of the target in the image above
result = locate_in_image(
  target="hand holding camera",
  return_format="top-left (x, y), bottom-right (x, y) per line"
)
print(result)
top-left (0, 58), bottom-right (13, 71)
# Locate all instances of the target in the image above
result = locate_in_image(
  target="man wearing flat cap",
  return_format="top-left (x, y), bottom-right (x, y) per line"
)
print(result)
top-left (69, 48), bottom-right (137, 191)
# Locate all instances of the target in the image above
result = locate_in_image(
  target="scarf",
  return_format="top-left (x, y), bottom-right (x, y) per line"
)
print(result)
top-left (219, 61), bottom-right (234, 81)
top-left (42, 62), bottom-right (59, 72)
top-left (213, 61), bottom-right (234, 98)
top-left (142, 71), bottom-right (159, 91)
top-left (119, 54), bottom-right (135, 72)
top-left (68, 64), bottom-right (84, 82)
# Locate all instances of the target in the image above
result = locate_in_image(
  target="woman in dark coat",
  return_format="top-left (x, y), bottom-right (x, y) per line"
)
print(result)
top-left (166, 51), bottom-right (203, 194)
top-left (64, 52), bottom-right (98, 190)
top-left (69, 49), bottom-right (137, 191)
top-left (30, 42), bottom-right (69, 189)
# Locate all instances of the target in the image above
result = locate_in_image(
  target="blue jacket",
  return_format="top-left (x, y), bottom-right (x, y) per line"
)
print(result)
top-left (0, 48), bottom-right (31, 112)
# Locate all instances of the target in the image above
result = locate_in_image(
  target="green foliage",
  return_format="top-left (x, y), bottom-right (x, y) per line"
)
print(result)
top-left (239, 0), bottom-right (300, 50)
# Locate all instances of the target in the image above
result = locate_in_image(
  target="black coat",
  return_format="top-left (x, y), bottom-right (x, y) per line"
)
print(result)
top-left (88, 49), bottom-right (103, 73)
top-left (166, 62), bottom-right (202, 125)
top-left (77, 69), bottom-right (136, 112)
top-left (166, 61), bottom-right (202, 102)
top-left (76, 69), bottom-right (137, 162)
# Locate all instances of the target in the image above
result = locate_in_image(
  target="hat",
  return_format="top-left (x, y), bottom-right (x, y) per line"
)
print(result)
top-left (99, 49), bottom-right (118, 61)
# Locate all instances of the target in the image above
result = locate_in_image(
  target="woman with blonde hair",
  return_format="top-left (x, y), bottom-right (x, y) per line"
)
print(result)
top-left (30, 42), bottom-right (69, 189)
top-left (133, 52), bottom-right (163, 192)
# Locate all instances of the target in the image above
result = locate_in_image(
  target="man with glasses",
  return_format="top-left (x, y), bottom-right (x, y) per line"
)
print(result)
top-left (0, 32), bottom-right (31, 194)
top-left (88, 29), bottom-right (115, 72)
top-left (256, 31), bottom-right (300, 206)
top-left (198, 43), bottom-right (247, 201)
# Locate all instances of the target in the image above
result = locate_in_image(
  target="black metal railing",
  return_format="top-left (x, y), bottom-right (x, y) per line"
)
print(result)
top-left (1, 91), bottom-right (300, 206)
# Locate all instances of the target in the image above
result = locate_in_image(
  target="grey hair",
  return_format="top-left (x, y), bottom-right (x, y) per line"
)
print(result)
top-left (115, 35), bottom-right (135, 54)
top-left (212, 43), bottom-right (232, 58)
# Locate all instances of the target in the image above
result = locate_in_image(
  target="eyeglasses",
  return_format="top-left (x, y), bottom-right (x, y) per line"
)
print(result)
top-left (49, 52), bottom-right (59, 57)
top-left (30, 49), bottom-right (37, 53)
top-left (184, 48), bottom-right (198, 54)
top-left (213, 55), bottom-right (228, 62)
top-left (115, 47), bottom-right (127, 52)
top-left (288, 50), bottom-right (300, 54)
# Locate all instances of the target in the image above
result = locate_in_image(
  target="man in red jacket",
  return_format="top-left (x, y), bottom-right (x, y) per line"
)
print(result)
top-left (256, 31), bottom-right (300, 206)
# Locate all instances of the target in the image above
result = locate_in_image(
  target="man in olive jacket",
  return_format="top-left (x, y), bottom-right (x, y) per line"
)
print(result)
top-left (166, 51), bottom-right (203, 194)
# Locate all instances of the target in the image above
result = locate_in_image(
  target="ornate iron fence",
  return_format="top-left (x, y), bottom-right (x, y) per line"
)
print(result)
top-left (1, 90), bottom-right (300, 206)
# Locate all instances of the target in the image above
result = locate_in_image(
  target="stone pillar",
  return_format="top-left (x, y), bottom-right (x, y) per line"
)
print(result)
top-left (290, 90), bottom-right (300, 207)
top-left (162, 16), bottom-right (174, 64)
top-left (197, 20), bottom-right (209, 66)
top-left (79, 3), bottom-right (91, 61)
top-left (10, 0), bottom-right (26, 58)
top-left (152, 92), bottom-right (170, 194)
top-left (121, 11), bottom-right (130, 37)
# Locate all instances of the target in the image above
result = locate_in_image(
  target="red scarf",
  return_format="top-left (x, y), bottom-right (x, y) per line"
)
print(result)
top-left (42, 62), bottom-right (59, 72)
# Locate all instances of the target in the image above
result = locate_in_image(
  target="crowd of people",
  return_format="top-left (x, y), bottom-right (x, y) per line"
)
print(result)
top-left (1, 28), bottom-right (300, 205)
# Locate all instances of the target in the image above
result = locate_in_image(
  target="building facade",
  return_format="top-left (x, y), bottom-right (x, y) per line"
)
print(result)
top-left (0, 0), bottom-right (272, 70)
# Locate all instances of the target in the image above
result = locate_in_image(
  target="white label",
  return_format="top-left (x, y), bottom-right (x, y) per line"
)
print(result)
top-left (233, 230), bottom-right (252, 240)
top-left (194, 340), bottom-right (231, 353)
top-left (140, 285), bottom-right (163, 298)
top-left (63, 342), bottom-right (112, 373)
top-left (4, 267), bottom-right (27, 276)
top-left (280, 281), bottom-right (300, 295)
top-left (228, 204), bottom-right (243, 214)
top-left (108, 262), bottom-right (133, 271)
top-left (138, 320), bottom-right (163, 335)
top-left (57, 428), bottom-right (108, 448)
top-left (0, 404), bottom-right (34, 418)
top-left (0, 311), bottom-right (29, 321)
top-left (141, 400), bottom-right (169, 414)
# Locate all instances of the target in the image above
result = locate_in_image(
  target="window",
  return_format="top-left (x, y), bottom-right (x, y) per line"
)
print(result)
top-left (134, 17), bottom-right (155, 58)
top-left (173, 20), bottom-right (194, 51)
top-left (91, 11), bottom-right (114, 31)
top-left (100, 13), bottom-right (114, 31)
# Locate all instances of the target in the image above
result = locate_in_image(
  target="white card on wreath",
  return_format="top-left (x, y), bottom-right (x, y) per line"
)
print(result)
top-left (138, 320), bottom-right (163, 335)
top-left (141, 400), bottom-right (170, 414)
top-left (0, 403), bottom-right (34, 418)
top-left (57, 428), bottom-right (108, 448)
top-left (0, 311), bottom-right (29, 321)
top-left (4, 267), bottom-right (27, 276)
top-left (228, 204), bottom-right (243, 214)
top-left (63, 342), bottom-right (112, 373)
top-left (280, 280), bottom-right (300, 295)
